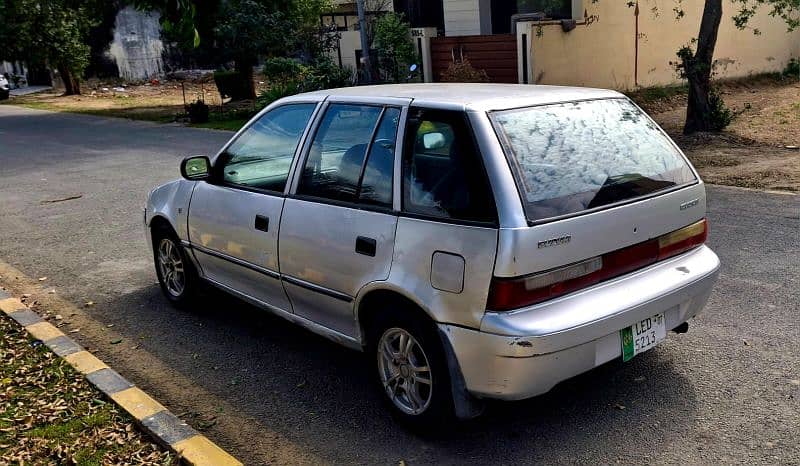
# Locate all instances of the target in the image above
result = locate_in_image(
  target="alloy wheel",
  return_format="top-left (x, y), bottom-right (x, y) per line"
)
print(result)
top-left (377, 327), bottom-right (433, 415)
top-left (157, 238), bottom-right (185, 297)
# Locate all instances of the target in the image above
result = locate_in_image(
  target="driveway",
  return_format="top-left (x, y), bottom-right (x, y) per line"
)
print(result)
top-left (0, 105), bottom-right (798, 465)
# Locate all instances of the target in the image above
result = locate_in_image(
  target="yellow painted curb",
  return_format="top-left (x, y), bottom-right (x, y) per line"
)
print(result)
top-left (64, 350), bottom-right (108, 375)
top-left (173, 435), bottom-right (244, 466)
top-left (0, 297), bottom-right (24, 314)
top-left (110, 387), bottom-right (167, 420)
top-left (25, 321), bottom-right (64, 342)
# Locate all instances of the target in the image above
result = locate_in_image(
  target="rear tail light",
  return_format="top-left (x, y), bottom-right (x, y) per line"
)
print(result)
top-left (487, 219), bottom-right (708, 311)
top-left (657, 219), bottom-right (708, 259)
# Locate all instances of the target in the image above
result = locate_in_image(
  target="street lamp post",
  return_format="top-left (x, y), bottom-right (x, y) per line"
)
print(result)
top-left (357, 0), bottom-right (372, 84)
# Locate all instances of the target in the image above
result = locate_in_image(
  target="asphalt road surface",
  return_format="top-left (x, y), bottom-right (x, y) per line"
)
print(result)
top-left (0, 105), bottom-right (798, 465)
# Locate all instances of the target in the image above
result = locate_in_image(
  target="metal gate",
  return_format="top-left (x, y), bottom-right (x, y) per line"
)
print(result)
top-left (430, 34), bottom-right (518, 83)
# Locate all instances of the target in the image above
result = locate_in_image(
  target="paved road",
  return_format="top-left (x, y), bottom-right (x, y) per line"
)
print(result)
top-left (1, 105), bottom-right (798, 465)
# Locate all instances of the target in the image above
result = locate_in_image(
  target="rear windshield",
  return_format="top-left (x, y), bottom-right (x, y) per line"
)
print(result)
top-left (491, 98), bottom-right (696, 222)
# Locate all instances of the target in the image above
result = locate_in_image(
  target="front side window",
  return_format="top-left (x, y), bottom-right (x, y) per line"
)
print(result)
top-left (298, 104), bottom-right (399, 207)
top-left (218, 103), bottom-right (316, 192)
top-left (402, 109), bottom-right (496, 223)
top-left (491, 98), bottom-right (697, 222)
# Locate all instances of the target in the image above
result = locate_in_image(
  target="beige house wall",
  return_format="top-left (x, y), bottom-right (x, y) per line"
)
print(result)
top-left (335, 31), bottom-right (362, 71)
top-left (522, 1), bottom-right (800, 90)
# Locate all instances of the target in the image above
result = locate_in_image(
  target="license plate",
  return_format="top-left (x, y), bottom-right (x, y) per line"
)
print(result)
top-left (621, 313), bottom-right (666, 362)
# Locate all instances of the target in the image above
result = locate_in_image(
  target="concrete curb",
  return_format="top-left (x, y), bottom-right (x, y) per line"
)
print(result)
top-left (0, 291), bottom-right (242, 466)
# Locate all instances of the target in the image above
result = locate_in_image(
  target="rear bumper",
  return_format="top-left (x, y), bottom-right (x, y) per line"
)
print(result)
top-left (440, 245), bottom-right (720, 400)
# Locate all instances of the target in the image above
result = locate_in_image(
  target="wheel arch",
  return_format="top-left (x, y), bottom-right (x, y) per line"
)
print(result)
top-left (148, 214), bottom-right (176, 234)
top-left (354, 282), bottom-right (485, 420)
top-left (354, 283), bottom-right (437, 347)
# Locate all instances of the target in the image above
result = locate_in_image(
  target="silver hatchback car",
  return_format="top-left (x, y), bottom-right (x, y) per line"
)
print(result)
top-left (145, 84), bottom-right (720, 427)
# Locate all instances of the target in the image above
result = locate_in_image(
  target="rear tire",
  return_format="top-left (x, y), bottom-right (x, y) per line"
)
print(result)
top-left (152, 226), bottom-right (199, 308)
top-left (368, 307), bottom-right (455, 431)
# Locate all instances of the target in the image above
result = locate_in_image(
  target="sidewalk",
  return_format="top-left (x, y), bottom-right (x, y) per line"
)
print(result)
top-left (10, 85), bottom-right (52, 97)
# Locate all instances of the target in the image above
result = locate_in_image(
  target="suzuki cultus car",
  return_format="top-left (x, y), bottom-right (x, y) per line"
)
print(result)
top-left (145, 84), bottom-right (720, 427)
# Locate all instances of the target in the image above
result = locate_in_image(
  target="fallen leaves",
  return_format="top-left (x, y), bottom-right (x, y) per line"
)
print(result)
top-left (0, 314), bottom-right (176, 464)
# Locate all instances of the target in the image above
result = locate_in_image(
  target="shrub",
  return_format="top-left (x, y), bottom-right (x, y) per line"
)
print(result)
top-left (186, 100), bottom-right (210, 124)
top-left (783, 58), bottom-right (800, 79)
top-left (213, 70), bottom-right (253, 101)
top-left (257, 56), bottom-right (354, 108)
top-left (440, 58), bottom-right (490, 83)
top-left (257, 81), bottom-right (302, 107)
top-left (707, 87), bottom-right (733, 131)
top-left (262, 57), bottom-right (306, 83)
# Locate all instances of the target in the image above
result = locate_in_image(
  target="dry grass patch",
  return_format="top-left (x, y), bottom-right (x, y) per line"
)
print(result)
top-left (642, 75), bottom-right (800, 192)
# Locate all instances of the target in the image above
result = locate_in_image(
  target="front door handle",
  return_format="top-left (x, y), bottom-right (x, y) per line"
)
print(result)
top-left (355, 236), bottom-right (376, 257)
top-left (254, 215), bottom-right (269, 232)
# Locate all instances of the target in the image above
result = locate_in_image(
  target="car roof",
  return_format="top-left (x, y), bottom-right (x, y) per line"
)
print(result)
top-left (293, 83), bottom-right (624, 112)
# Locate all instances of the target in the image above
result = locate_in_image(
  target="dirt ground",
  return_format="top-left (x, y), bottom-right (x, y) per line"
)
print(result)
top-left (5, 75), bottom-right (800, 191)
top-left (5, 77), bottom-right (266, 126)
top-left (646, 77), bottom-right (800, 192)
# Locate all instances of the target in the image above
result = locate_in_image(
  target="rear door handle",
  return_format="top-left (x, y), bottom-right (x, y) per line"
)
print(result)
top-left (254, 215), bottom-right (269, 232)
top-left (355, 236), bottom-right (376, 257)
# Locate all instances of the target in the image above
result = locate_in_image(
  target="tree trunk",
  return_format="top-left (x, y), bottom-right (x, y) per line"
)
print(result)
top-left (57, 64), bottom-right (81, 96)
top-left (233, 58), bottom-right (256, 101)
top-left (682, 0), bottom-right (723, 134)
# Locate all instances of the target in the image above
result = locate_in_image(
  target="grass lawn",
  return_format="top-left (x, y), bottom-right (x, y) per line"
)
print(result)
top-left (0, 313), bottom-right (175, 465)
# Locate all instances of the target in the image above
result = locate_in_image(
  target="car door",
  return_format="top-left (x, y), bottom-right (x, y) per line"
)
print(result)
top-left (279, 99), bottom-right (409, 338)
top-left (187, 101), bottom-right (319, 312)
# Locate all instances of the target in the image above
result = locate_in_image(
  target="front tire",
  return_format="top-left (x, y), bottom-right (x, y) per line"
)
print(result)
top-left (153, 227), bottom-right (199, 307)
top-left (369, 310), bottom-right (455, 430)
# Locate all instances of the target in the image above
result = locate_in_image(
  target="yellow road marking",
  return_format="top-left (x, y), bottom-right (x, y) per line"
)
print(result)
top-left (0, 297), bottom-right (24, 314)
top-left (25, 321), bottom-right (64, 341)
top-left (173, 435), bottom-right (244, 466)
top-left (64, 350), bottom-right (108, 375)
top-left (110, 387), bottom-right (167, 420)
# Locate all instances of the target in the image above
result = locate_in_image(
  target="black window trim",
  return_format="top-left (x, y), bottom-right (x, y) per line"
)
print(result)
top-left (211, 101), bottom-right (321, 196)
top-left (487, 97), bottom-right (699, 226)
top-left (294, 102), bottom-right (400, 211)
top-left (287, 192), bottom-right (396, 216)
top-left (399, 107), bottom-right (499, 228)
top-left (355, 106), bottom-right (387, 201)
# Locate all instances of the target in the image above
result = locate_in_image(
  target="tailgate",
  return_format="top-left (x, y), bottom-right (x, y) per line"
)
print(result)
top-left (494, 182), bottom-right (707, 277)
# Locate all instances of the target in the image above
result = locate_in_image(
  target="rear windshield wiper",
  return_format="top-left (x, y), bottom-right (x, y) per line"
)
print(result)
top-left (587, 173), bottom-right (675, 209)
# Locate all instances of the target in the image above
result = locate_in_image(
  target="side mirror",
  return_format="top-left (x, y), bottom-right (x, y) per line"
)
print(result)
top-left (422, 132), bottom-right (446, 150)
top-left (180, 155), bottom-right (211, 180)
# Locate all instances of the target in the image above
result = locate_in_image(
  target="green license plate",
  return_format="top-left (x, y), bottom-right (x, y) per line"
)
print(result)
top-left (621, 313), bottom-right (666, 362)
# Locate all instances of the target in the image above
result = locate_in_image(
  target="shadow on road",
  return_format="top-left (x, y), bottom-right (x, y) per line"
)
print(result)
top-left (106, 282), bottom-right (698, 464)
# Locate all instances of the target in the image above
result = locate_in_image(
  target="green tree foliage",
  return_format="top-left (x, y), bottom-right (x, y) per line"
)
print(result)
top-left (137, 0), bottom-right (335, 100)
top-left (372, 13), bottom-right (416, 83)
top-left (214, 0), bottom-right (291, 99)
top-left (0, 0), bottom-right (102, 95)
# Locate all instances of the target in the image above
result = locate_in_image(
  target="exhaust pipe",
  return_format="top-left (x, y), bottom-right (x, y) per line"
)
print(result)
top-left (672, 322), bottom-right (689, 334)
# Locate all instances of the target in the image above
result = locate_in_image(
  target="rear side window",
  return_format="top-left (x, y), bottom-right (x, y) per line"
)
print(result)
top-left (491, 98), bottom-right (696, 222)
top-left (297, 104), bottom-right (399, 208)
top-left (402, 109), bottom-right (496, 224)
